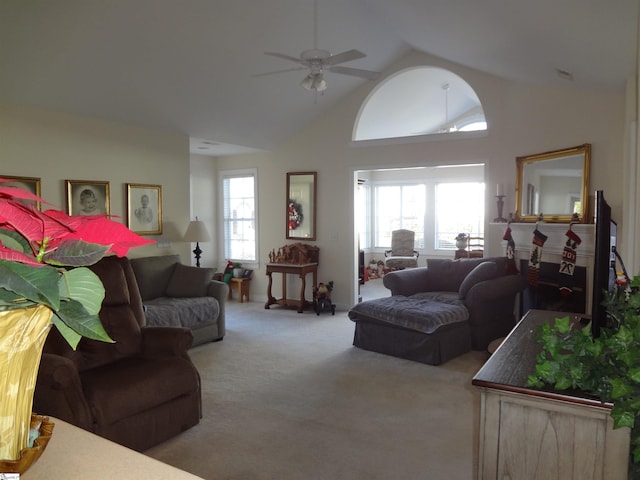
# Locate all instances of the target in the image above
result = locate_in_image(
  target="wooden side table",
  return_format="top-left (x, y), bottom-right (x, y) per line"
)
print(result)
top-left (454, 249), bottom-right (469, 259)
top-left (228, 277), bottom-right (250, 303)
top-left (264, 263), bottom-right (318, 313)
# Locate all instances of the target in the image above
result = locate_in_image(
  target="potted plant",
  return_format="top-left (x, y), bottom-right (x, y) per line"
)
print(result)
top-left (527, 278), bottom-right (640, 479)
top-left (232, 262), bottom-right (243, 278)
top-left (455, 233), bottom-right (468, 249)
top-left (0, 180), bottom-right (152, 469)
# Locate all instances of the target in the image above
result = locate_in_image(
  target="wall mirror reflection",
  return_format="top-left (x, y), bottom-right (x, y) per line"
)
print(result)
top-left (515, 144), bottom-right (591, 223)
top-left (286, 172), bottom-right (317, 240)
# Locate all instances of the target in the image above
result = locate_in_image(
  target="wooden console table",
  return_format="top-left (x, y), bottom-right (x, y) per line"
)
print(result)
top-left (472, 309), bottom-right (629, 480)
top-left (265, 263), bottom-right (318, 313)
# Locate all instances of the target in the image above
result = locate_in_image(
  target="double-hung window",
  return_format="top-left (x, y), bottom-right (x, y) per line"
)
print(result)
top-left (374, 184), bottom-right (426, 248)
top-left (221, 169), bottom-right (257, 262)
top-left (434, 182), bottom-right (485, 249)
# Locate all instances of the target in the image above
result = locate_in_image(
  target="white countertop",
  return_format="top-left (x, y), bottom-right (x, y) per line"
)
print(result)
top-left (22, 418), bottom-right (204, 480)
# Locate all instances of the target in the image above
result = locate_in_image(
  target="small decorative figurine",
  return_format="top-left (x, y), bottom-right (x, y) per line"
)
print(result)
top-left (313, 281), bottom-right (335, 316)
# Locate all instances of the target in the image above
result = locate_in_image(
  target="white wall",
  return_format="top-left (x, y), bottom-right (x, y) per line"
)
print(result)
top-left (213, 50), bottom-right (626, 310)
top-left (189, 154), bottom-right (218, 268)
top-left (0, 103), bottom-right (192, 262)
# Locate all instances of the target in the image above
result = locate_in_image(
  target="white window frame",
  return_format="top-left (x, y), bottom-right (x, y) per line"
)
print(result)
top-left (433, 181), bottom-right (485, 250)
top-left (357, 183), bottom-right (371, 249)
top-left (372, 183), bottom-right (426, 249)
top-left (358, 174), bottom-right (484, 257)
top-left (219, 168), bottom-right (259, 264)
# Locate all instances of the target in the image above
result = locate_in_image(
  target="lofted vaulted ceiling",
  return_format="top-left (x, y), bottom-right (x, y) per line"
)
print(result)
top-left (0, 0), bottom-right (637, 156)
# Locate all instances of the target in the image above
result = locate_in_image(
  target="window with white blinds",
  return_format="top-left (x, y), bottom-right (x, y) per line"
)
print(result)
top-left (221, 169), bottom-right (257, 262)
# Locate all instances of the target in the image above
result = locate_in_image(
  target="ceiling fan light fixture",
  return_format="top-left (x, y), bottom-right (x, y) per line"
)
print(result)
top-left (260, 0), bottom-right (378, 91)
top-left (301, 73), bottom-right (327, 92)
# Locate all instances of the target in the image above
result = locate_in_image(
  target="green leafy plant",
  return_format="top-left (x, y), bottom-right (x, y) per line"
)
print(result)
top-left (0, 179), bottom-right (154, 348)
top-left (527, 278), bottom-right (640, 478)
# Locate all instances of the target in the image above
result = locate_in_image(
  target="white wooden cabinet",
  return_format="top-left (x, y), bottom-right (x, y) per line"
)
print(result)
top-left (473, 310), bottom-right (630, 480)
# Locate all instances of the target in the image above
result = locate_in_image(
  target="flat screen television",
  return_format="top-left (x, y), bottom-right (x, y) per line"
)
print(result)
top-left (590, 190), bottom-right (617, 337)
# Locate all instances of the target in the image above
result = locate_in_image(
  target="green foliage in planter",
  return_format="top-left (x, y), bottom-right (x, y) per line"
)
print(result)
top-left (527, 278), bottom-right (640, 478)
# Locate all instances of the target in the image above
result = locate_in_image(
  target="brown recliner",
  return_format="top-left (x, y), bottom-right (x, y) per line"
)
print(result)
top-left (34, 255), bottom-right (202, 451)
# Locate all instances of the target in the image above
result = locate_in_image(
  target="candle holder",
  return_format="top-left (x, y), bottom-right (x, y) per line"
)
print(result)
top-left (494, 195), bottom-right (507, 222)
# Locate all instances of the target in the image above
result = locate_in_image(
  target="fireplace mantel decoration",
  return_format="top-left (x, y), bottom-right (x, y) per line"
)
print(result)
top-left (496, 222), bottom-right (595, 258)
top-left (268, 243), bottom-right (319, 265)
top-left (492, 222), bottom-right (595, 313)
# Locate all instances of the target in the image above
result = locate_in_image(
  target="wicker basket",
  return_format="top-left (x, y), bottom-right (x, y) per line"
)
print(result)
top-left (0, 414), bottom-right (55, 474)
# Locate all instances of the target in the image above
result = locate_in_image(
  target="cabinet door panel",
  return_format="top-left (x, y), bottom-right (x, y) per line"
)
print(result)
top-left (497, 398), bottom-right (606, 480)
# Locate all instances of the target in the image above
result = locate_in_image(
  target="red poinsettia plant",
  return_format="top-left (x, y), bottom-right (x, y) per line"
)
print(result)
top-left (0, 179), bottom-right (154, 348)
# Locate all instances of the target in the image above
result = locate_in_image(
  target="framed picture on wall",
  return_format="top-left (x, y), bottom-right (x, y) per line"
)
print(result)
top-left (127, 183), bottom-right (162, 235)
top-left (0, 175), bottom-right (42, 210)
top-left (65, 180), bottom-right (110, 216)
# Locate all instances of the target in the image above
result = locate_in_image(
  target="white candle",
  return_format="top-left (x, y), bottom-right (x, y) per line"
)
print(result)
top-left (496, 184), bottom-right (505, 196)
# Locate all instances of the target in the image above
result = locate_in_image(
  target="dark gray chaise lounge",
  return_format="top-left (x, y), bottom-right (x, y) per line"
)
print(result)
top-left (348, 257), bottom-right (526, 365)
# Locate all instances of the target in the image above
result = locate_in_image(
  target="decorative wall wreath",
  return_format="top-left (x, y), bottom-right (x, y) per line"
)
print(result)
top-left (288, 199), bottom-right (303, 230)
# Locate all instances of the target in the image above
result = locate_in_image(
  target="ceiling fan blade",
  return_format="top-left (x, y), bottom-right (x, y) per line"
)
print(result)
top-left (329, 65), bottom-right (380, 80)
top-left (252, 67), bottom-right (306, 78)
top-left (325, 49), bottom-right (366, 66)
top-left (264, 51), bottom-right (304, 65)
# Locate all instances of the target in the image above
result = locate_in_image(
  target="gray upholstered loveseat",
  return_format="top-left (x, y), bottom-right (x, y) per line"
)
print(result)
top-left (348, 257), bottom-right (526, 365)
top-left (130, 255), bottom-right (228, 346)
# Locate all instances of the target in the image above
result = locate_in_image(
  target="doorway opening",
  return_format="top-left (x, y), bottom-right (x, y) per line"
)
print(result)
top-left (355, 164), bottom-right (485, 303)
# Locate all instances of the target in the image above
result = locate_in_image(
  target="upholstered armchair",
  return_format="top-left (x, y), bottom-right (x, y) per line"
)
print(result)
top-left (34, 256), bottom-right (202, 452)
top-left (384, 229), bottom-right (419, 270)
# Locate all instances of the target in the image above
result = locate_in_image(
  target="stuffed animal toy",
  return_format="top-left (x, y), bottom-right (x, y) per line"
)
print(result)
top-left (313, 281), bottom-right (335, 315)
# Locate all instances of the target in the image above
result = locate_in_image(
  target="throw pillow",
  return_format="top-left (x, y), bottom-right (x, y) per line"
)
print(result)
top-left (427, 258), bottom-right (487, 292)
top-left (458, 261), bottom-right (499, 299)
top-left (166, 263), bottom-right (216, 297)
top-left (130, 254), bottom-right (180, 301)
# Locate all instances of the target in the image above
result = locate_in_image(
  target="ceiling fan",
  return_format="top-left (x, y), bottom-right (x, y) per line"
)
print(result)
top-left (255, 0), bottom-right (380, 92)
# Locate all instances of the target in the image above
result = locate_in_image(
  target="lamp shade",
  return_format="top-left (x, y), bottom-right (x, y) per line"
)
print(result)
top-left (184, 217), bottom-right (211, 243)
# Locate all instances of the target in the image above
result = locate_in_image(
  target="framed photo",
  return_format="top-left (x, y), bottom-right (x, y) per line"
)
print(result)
top-left (127, 183), bottom-right (162, 235)
top-left (65, 180), bottom-right (110, 216)
top-left (0, 175), bottom-right (42, 209)
top-left (241, 269), bottom-right (253, 279)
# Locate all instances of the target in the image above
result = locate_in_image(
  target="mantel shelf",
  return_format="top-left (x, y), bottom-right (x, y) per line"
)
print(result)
top-left (489, 221), bottom-right (594, 229)
top-left (490, 222), bottom-right (595, 256)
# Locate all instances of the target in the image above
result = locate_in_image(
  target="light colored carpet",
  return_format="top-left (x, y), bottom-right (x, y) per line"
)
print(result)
top-left (359, 278), bottom-right (391, 302)
top-left (145, 298), bottom-right (488, 480)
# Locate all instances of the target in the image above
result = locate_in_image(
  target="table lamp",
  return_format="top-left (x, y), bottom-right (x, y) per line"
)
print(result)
top-left (184, 217), bottom-right (211, 267)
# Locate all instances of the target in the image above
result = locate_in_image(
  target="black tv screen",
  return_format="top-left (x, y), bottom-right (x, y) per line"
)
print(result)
top-left (591, 190), bottom-right (617, 337)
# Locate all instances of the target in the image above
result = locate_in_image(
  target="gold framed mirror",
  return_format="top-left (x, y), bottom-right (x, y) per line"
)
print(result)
top-left (515, 144), bottom-right (591, 223)
top-left (286, 172), bottom-right (317, 240)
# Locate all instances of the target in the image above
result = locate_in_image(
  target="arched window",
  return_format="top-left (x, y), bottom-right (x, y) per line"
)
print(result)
top-left (353, 67), bottom-right (486, 141)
